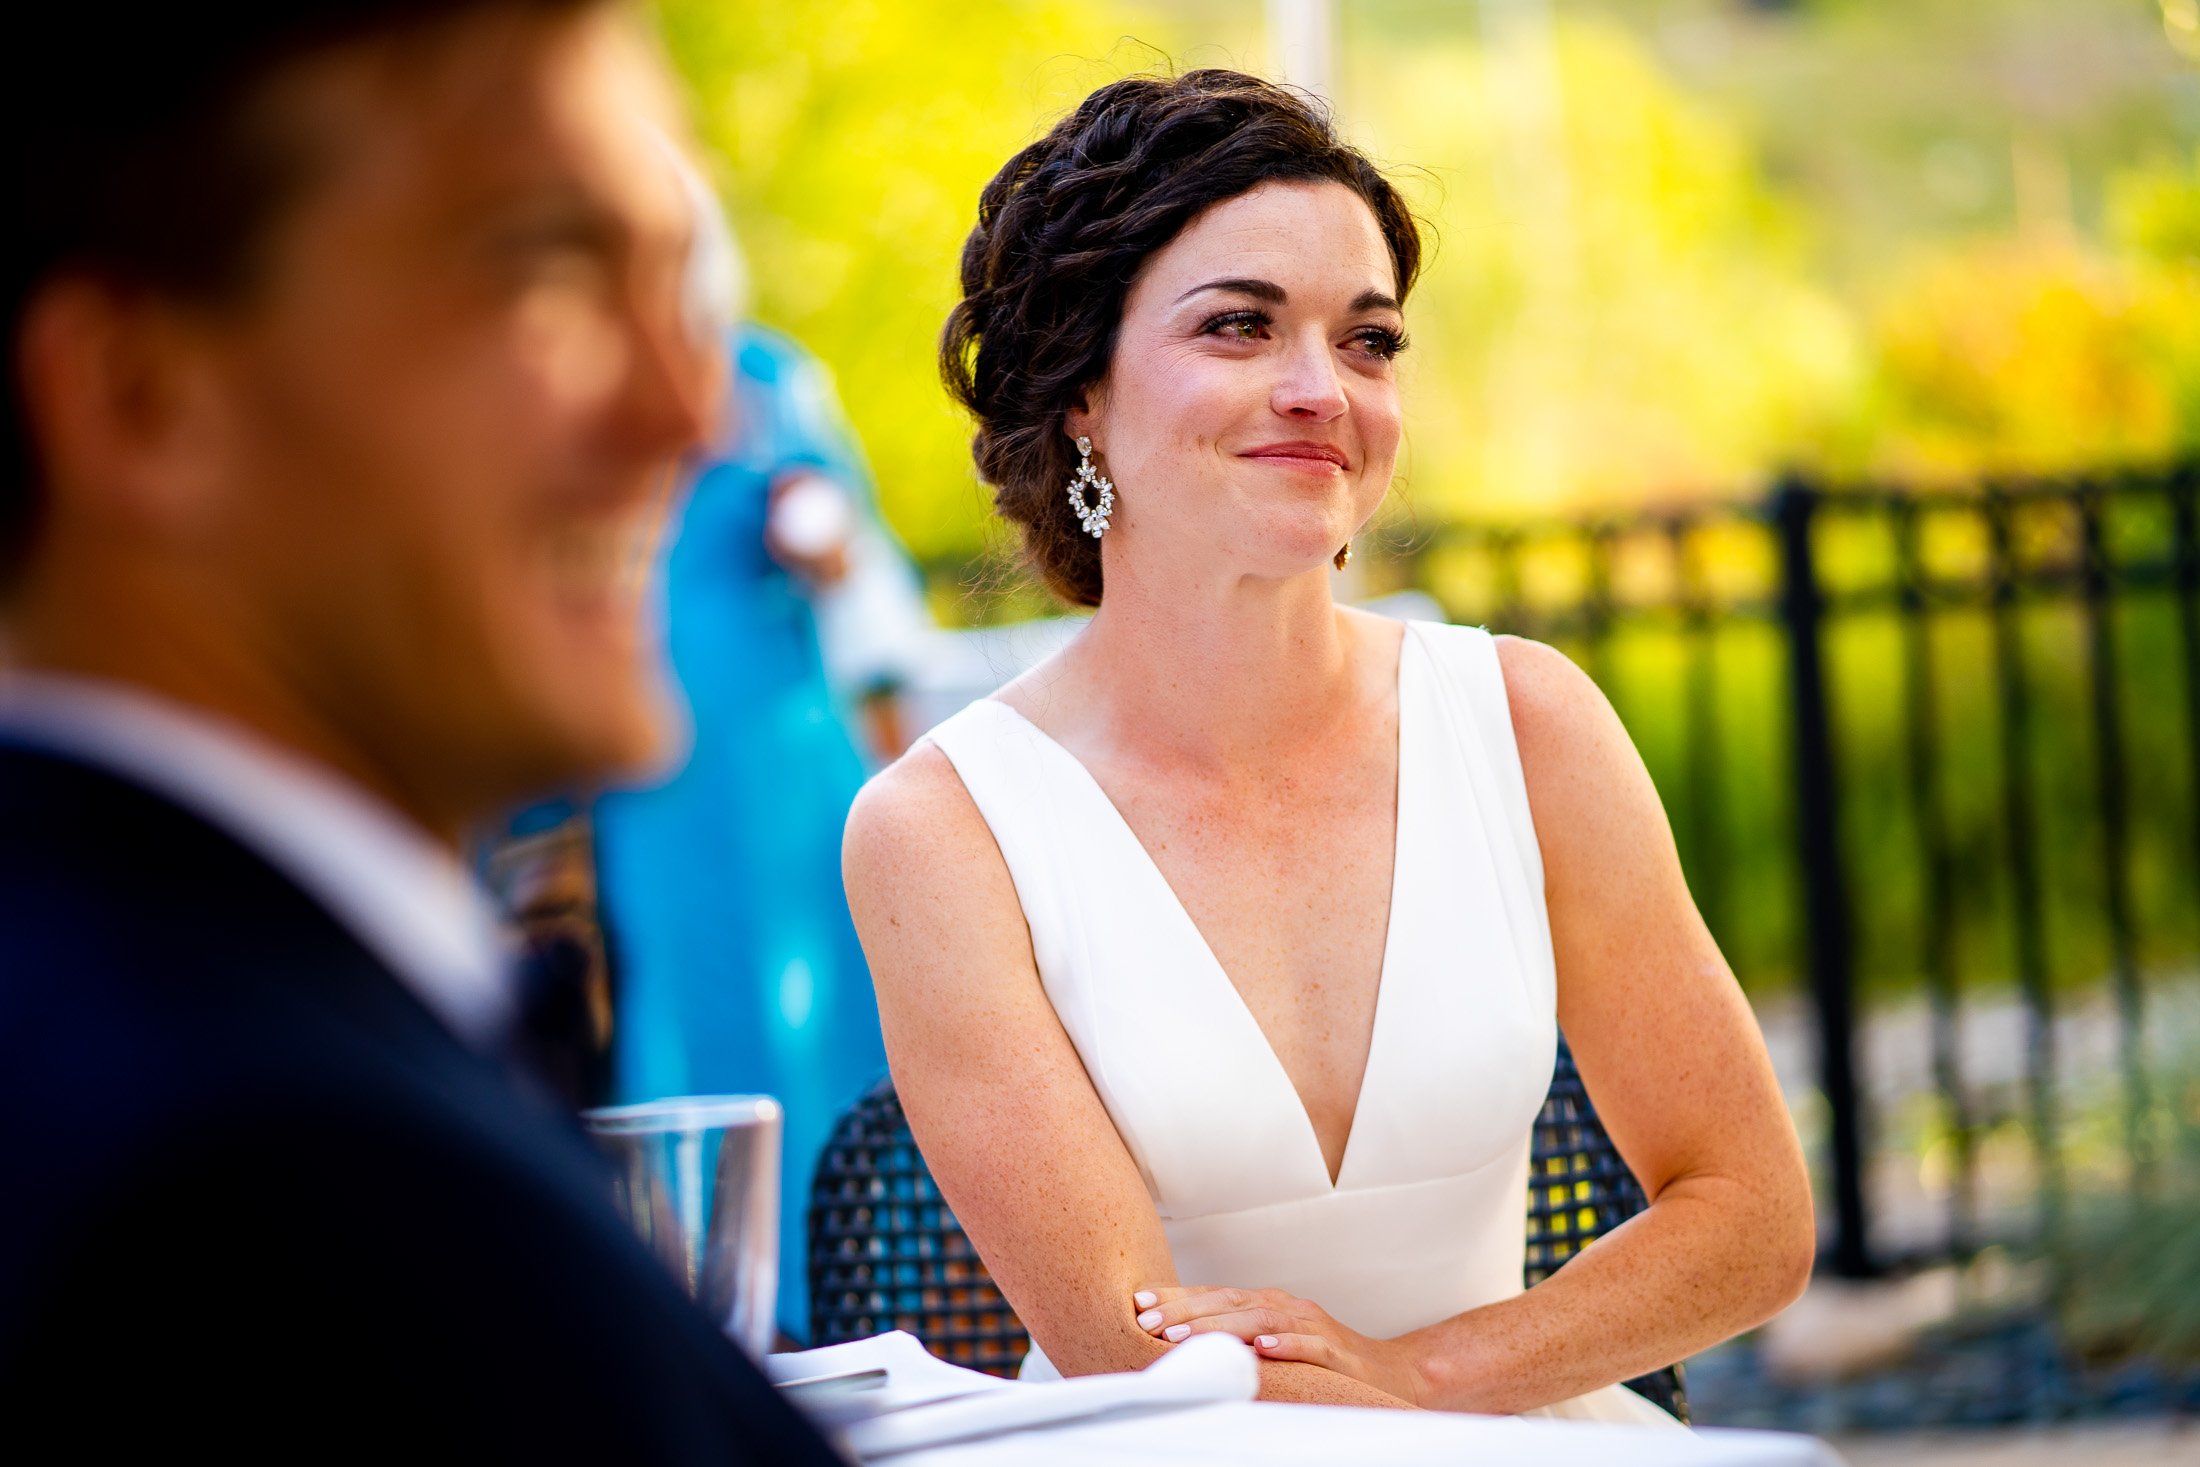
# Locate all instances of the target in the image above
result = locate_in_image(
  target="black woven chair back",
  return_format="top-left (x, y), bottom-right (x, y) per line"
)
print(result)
top-left (809, 1037), bottom-right (1687, 1420)
top-left (1525, 1038), bottom-right (1688, 1420)
top-left (808, 1075), bottom-right (1028, 1374)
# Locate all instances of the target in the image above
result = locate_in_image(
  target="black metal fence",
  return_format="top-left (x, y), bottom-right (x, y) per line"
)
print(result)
top-left (1371, 465), bottom-right (2200, 1278)
top-left (917, 463), bottom-right (2200, 1279)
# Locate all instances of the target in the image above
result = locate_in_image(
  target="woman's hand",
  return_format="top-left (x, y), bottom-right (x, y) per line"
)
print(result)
top-left (1131, 1285), bottom-right (1426, 1406)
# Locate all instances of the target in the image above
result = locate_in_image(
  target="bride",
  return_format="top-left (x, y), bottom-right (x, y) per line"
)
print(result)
top-left (841, 68), bottom-right (1812, 1421)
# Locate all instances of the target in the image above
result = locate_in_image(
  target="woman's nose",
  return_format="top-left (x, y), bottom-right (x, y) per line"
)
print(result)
top-left (1270, 334), bottom-right (1348, 421)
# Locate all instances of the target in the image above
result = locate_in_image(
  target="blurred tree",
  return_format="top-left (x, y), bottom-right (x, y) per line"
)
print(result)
top-left (653, 1), bottom-right (2200, 582)
top-left (1851, 147), bottom-right (2200, 482)
top-left (2108, 149), bottom-right (2200, 442)
top-left (651, 0), bottom-right (1160, 569)
top-left (1867, 237), bottom-right (2184, 480)
top-left (1342, 15), bottom-right (1868, 523)
top-left (643, 0), bottom-right (2200, 1080)
top-left (2110, 149), bottom-right (2200, 266)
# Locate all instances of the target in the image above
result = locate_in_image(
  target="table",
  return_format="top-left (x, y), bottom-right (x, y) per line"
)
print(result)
top-left (890, 1399), bottom-right (1843, 1466)
top-left (771, 1332), bottom-right (1839, 1466)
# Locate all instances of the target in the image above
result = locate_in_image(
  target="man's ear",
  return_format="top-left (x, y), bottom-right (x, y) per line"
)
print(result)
top-left (15, 277), bottom-right (236, 544)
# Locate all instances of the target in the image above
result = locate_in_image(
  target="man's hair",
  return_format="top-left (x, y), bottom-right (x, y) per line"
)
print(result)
top-left (1, 0), bottom-right (594, 586)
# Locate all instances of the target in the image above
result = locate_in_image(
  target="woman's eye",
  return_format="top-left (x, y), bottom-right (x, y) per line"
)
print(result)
top-left (1204, 310), bottom-right (1270, 340)
top-left (1352, 327), bottom-right (1408, 360)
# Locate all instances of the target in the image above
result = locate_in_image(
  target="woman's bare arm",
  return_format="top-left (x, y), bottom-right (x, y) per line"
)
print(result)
top-left (1398, 635), bottom-right (1814, 1411)
top-left (841, 741), bottom-right (1410, 1408)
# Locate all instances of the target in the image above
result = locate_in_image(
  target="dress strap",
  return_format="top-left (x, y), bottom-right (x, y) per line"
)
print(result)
top-left (1404, 621), bottom-right (1557, 1011)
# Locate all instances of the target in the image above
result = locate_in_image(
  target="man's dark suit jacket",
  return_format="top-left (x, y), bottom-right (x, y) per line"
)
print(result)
top-left (0, 743), bottom-right (842, 1462)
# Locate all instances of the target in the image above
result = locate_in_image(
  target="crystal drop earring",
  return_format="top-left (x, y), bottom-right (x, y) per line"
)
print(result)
top-left (1067, 436), bottom-right (1115, 538)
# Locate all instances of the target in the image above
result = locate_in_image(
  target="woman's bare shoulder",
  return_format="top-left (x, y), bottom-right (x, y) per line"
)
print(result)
top-left (843, 733), bottom-right (1052, 1056)
top-left (1490, 633), bottom-right (1624, 771)
top-left (1490, 632), bottom-right (1678, 914)
top-left (1489, 633), bottom-right (1659, 849)
top-left (842, 736), bottom-right (993, 892)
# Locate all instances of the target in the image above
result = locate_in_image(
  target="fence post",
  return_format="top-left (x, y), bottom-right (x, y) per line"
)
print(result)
top-left (1772, 474), bottom-right (1873, 1279)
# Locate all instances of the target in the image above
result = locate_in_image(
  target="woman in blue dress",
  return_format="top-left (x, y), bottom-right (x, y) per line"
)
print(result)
top-left (594, 321), bottom-right (889, 1342)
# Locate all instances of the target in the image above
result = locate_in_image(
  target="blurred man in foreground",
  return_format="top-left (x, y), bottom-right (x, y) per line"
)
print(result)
top-left (0, 2), bottom-right (840, 1458)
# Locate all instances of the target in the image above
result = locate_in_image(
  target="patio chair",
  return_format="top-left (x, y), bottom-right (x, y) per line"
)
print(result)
top-left (806, 1037), bottom-right (1689, 1420)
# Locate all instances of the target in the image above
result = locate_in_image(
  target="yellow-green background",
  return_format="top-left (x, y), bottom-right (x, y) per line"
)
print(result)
top-left (651, 0), bottom-right (2200, 1014)
top-left (655, 0), bottom-right (2200, 565)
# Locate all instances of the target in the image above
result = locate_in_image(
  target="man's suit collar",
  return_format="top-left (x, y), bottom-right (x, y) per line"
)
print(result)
top-left (0, 673), bottom-right (513, 1048)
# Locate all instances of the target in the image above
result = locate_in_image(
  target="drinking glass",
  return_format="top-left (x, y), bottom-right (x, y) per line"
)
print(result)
top-left (583, 1094), bottom-right (781, 1358)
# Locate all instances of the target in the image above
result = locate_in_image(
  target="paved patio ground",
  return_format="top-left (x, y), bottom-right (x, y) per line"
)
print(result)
top-left (1828, 1421), bottom-right (2200, 1464)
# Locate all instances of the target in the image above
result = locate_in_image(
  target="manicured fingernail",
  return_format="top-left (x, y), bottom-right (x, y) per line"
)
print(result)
top-left (1133, 1291), bottom-right (1158, 1309)
top-left (1137, 1310), bottom-right (1163, 1330)
top-left (1256, 1335), bottom-right (1278, 1349)
top-left (1164, 1324), bottom-right (1190, 1342)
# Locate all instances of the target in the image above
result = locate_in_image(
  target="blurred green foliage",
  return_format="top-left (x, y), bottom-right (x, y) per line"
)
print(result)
top-left (2055, 1067), bottom-right (2200, 1366)
top-left (653, 0), bottom-right (2200, 556)
top-left (650, 0), bottom-right (1168, 566)
top-left (651, 0), bottom-right (2200, 1005)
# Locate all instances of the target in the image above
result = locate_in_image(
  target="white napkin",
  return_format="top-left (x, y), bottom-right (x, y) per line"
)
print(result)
top-left (767, 1332), bottom-right (1261, 1460)
top-left (767, 1330), bottom-right (1009, 1423)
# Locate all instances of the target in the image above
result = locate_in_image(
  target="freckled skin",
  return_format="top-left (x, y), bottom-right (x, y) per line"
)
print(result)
top-left (1063, 686), bottom-right (1400, 1187)
top-left (843, 180), bottom-right (1813, 1413)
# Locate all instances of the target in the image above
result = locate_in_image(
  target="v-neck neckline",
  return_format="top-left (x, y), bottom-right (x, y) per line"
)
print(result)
top-left (983, 628), bottom-right (1418, 1193)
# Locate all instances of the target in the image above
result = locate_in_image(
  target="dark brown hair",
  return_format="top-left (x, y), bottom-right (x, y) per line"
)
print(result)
top-left (941, 68), bottom-right (1423, 607)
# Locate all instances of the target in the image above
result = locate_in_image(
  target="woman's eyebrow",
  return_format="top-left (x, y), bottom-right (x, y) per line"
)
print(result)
top-left (1169, 277), bottom-right (1401, 314)
top-left (1173, 276), bottom-right (1286, 306)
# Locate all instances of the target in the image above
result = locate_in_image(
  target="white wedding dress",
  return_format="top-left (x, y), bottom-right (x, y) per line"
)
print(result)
top-left (924, 620), bottom-right (1681, 1427)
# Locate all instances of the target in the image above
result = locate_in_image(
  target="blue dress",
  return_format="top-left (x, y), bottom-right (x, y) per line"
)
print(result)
top-left (594, 325), bottom-right (886, 1341)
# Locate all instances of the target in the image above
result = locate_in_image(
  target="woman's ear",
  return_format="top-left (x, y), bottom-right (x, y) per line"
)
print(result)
top-left (1064, 383), bottom-right (1106, 450)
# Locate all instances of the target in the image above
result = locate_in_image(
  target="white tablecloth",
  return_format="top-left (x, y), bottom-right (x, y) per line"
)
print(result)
top-left (891, 1399), bottom-right (1843, 1467)
top-left (769, 1332), bottom-right (1839, 1467)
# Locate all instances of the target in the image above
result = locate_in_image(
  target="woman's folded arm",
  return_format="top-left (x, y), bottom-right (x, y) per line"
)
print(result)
top-left (1387, 638), bottom-right (1814, 1414)
top-left (842, 742), bottom-right (1411, 1409)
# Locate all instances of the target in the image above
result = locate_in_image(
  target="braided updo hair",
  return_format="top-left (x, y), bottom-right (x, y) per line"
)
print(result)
top-left (940, 69), bottom-right (1423, 607)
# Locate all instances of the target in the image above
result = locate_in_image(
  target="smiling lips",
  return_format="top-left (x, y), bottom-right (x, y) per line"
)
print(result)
top-left (1239, 440), bottom-right (1351, 471)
